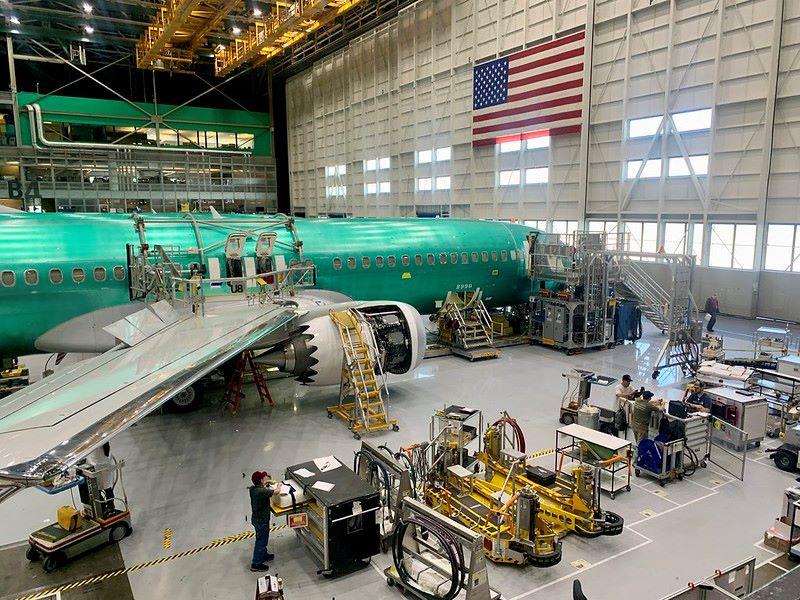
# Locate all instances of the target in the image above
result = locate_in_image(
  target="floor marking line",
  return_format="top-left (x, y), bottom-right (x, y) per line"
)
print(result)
top-left (626, 490), bottom-right (718, 527)
top-left (13, 524), bottom-right (290, 600)
top-left (508, 539), bottom-right (653, 600)
top-left (630, 481), bottom-right (681, 506)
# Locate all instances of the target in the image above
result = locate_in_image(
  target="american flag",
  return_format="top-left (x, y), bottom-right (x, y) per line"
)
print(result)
top-left (472, 29), bottom-right (586, 146)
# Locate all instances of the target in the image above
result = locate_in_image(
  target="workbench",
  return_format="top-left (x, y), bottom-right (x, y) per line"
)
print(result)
top-left (555, 423), bottom-right (632, 499)
top-left (271, 456), bottom-right (381, 577)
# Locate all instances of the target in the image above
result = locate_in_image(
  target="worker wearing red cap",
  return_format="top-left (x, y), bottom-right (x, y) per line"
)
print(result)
top-left (249, 471), bottom-right (279, 572)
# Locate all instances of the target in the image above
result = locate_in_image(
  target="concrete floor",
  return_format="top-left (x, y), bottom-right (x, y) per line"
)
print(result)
top-left (1, 315), bottom-right (798, 600)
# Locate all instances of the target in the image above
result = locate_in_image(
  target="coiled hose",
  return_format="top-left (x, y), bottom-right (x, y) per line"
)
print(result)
top-left (492, 414), bottom-right (526, 453)
top-left (391, 514), bottom-right (466, 600)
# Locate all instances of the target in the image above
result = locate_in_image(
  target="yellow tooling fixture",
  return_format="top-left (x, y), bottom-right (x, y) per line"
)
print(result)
top-left (14, 525), bottom-right (289, 600)
top-left (327, 309), bottom-right (398, 439)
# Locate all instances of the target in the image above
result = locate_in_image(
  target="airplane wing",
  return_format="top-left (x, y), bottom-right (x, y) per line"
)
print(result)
top-left (0, 299), bottom-right (296, 500)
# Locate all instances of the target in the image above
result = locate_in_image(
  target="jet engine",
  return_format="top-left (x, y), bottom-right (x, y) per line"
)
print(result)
top-left (259, 301), bottom-right (426, 386)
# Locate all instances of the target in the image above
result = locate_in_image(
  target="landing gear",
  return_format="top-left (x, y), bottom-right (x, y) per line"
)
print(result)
top-left (167, 383), bottom-right (204, 413)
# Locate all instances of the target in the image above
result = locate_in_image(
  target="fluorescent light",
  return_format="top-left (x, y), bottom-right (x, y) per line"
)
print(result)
top-left (253, 7), bottom-right (262, 16)
top-left (84, 24), bottom-right (93, 34)
top-left (81, 37), bottom-right (90, 42)
top-left (82, 2), bottom-right (92, 13)
top-left (8, 15), bottom-right (18, 24)
top-left (232, 26), bottom-right (241, 35)
top-left (10, 28), bottom-right (18, 33)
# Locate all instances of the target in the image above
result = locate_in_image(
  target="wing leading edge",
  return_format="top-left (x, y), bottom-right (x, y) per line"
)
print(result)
top-left (0, 300), bottom-right (296, 496)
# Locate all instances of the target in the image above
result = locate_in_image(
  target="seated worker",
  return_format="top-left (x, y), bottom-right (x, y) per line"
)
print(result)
top-left (683, 383), bottom-right (712, 414)
top-left (631, 390), bottom-right (664, 444)
top-left (614, 374), bottom-right (635, 412)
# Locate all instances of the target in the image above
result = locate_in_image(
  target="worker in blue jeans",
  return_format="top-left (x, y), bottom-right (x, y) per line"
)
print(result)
top-left (249, 471), bottom-right (279, 572)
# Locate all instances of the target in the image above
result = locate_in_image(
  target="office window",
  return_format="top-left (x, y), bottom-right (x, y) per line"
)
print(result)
top-left (625, 222), bottom-right (658, 254)
top-left (379, 181), bottom-right (390, 194)
top-left (526, 136), bottom-right (550, 149)
top-left (365, 182), bottom-right (377, 194)
top-left (72, 268), bottom-right (86, 283)
top-left (439, 253), bottom-right (448, 265)
top-left (435, 176), bottom-right (451, 190)
top-left (417, 150), bottom-right (432, 164)
top-left (379, 157), bottom-right (390, 170)
top-left (113, 265), bottom-right (126, 281)
top-left (401, 255), bottom-right (410, 267)
top-left (49, 268), bottom-right (63, 284)
top-left (669, 155), bottom-right (709, 177)
top-left (375, 256), bottom-right (384, 268)
top-left (626, 159), bottom-right (662, 179)
top-left (471, 251), bottom-right (479, 262)
top-left (435, 147), bottom-right (451, 161)
top-left (387, 256), bottom-right (396, 268)
top-left (525, 168), bottom-right (548, 184)
top-left (672, 108), bottom-right (712, 132)
top-left (499, 140), bottom-right (521, 153)
top-left (362, 257), bottom-right (370, 269)
top-left (364, 159), bottom-right (377, 171)
top-left (417, 177), bottom-right (432, 191)
top-left (333, 257), bottom-right (342, 270)
top-left (628, 115), bottom-right (663, 138)
top-left (415, 254), bottom-right (423, 266)
top-left (692, 223), bottom-right (704, 262)
top-left (24, 269), bottom-right (38, 286)
top-left (0, 270), bottom-right (14, 287)
top-left (347, 257), bottom-right (356, 269)
top-left (765, 224), bottom-right (800, 272)
top-left (709, 224), bottom-right (756, 269)
top-left (450, 252), bottom-right (458, 264)
top-left (664, 223), bottom-right (688, 254)
top-left (461, 252), bottom-right (469, 264)
top-left (499, 170), bottom-right (521, 186)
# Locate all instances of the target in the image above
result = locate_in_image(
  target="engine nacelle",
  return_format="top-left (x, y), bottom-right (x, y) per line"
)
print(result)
top-left (259, 301), bottom-right (426, 386)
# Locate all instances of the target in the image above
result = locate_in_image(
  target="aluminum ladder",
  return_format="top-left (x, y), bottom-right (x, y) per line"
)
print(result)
top-left (327, 309), bottom-right (398, 439)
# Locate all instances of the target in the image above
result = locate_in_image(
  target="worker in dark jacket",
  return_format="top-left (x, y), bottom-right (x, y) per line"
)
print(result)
top-left (704, 294), bottom-right (720, 332)
top-left (249, 471), bottom-right (279, 572)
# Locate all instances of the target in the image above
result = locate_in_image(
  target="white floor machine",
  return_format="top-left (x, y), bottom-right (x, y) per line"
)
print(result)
top-left (26, 459), bottom-right (132, 572)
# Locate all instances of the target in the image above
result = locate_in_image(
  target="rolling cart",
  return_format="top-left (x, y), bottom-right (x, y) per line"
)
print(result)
top-left (26, 460), bottom-right (132, 572)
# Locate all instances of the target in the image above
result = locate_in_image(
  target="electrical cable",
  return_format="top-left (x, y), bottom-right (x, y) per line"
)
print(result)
top-left (492, 415), bottom-right (526, 453)
top-left (391, 514), bottom-right (466, 600)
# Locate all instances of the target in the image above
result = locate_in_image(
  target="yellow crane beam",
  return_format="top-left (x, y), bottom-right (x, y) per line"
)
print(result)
top-left (214, 0), bottom-right (364, 77)
top-left (136, 0), bottom-right (205, 69)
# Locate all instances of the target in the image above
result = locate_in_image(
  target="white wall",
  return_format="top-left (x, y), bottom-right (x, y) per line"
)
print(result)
top-left (285, 0), bottom-right (800, 318)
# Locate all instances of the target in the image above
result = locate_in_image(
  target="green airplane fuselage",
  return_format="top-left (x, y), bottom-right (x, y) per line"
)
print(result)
top-left (0, 213), bottom-right (537, 357)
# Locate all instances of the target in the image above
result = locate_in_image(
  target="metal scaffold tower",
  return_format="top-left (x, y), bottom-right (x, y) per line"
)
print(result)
top-left (327, 309), bottom-right (399, 439)
top-left (433, 289), bottom-right (499, 361)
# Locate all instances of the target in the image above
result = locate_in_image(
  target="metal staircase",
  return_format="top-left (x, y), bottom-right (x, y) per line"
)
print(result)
top-left (434, 290), bottom-right (499, 360)
top-left (327, 309), bottom-right (398, 439)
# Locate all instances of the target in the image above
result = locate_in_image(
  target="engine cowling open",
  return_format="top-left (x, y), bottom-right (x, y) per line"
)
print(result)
top-left (258, 301), bottom-right (426, 386)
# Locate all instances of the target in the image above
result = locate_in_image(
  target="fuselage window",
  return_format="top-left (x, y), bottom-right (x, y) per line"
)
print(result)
top-left (510, 250), bottom-right (517, 260)
top-left (471, 252), bottom-right (479, 262)
top-left (24, 269), bottom-right (39, 286)
top-left (362, 256), bottom-right (371, 269)
top-left (113, 265), bottom-right (127, 281)
top-left (333, 257), bottom-right (343, 270)
top-left (461, 252), bottom-right (469, 264)
top-left (439, 253), bottom-right (447, 265)
top-left (347, 257), bottom-right (356, 269)
top-left (375, 256), bottom-right (384, 268)
top-left (402, 255), bottom-right (410, 267)
top-left (0, 270), bottom-right (14, 287)
top-left (481, 251), bottom-right (489, 262)
top-left (501, 250), bottom-right (508, 262)
top-left (94, 267), bottom-right (107, 282)
top-left (49, 269), bottom-right (63, 285)
top-left (72, 268), bottom-right (86, 283)
top-left (427, 253), bottom-right (435, 266)
top-left (491, 251), bottom-right (498, 261)
top-left (415, 254), bottom-right (423, 267)
top-left (388, 255), bottom-right (396, 268)
top-left (450, 252), bottom-right (458, 264)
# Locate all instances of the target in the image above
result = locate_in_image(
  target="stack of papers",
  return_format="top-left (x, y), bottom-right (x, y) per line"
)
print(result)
top-left (312, 481), bottom-right (335, 492)
top-left (313, 456), bottom-right (341, 472)
top-left (293, 468), bottom-right (314, 478)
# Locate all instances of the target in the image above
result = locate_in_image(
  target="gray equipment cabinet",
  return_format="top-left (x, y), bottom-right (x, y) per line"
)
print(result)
top-left (705, 386), bottom-right (768, 447)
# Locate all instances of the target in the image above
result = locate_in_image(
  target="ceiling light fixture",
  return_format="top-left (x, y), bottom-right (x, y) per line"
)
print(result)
top-left (8, 15), bottom-right (19, 24)
top-left (232, 26), bottom-right (241, 35)
top-left (252, 7), bottom-right (262, 17)
top-left (82, 2), bottom-right (92, 13)
top-left (84, 24), bottom-right (93, 34)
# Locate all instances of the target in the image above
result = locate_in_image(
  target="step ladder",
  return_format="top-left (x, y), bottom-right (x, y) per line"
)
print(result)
top-left (435, 290), bottom-right (499, 360)
top-left (326, 309), bottom-right (398, 439)
top-left (221, 350), bottom-right (273, 416)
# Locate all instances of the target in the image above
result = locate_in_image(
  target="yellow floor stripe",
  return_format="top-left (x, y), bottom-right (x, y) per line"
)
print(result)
top-left (16, 524), bottom-right (290, 600)
top-left (528, 447), bottom-right (555, 460)
top-left (162, 528), bottom-right (172, 550)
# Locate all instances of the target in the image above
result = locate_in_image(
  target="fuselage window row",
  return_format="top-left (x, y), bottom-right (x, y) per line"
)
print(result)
top-left (328, 249), bottom-right (511, 271)
top-left (0, 264), bottom-right (127, 287)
